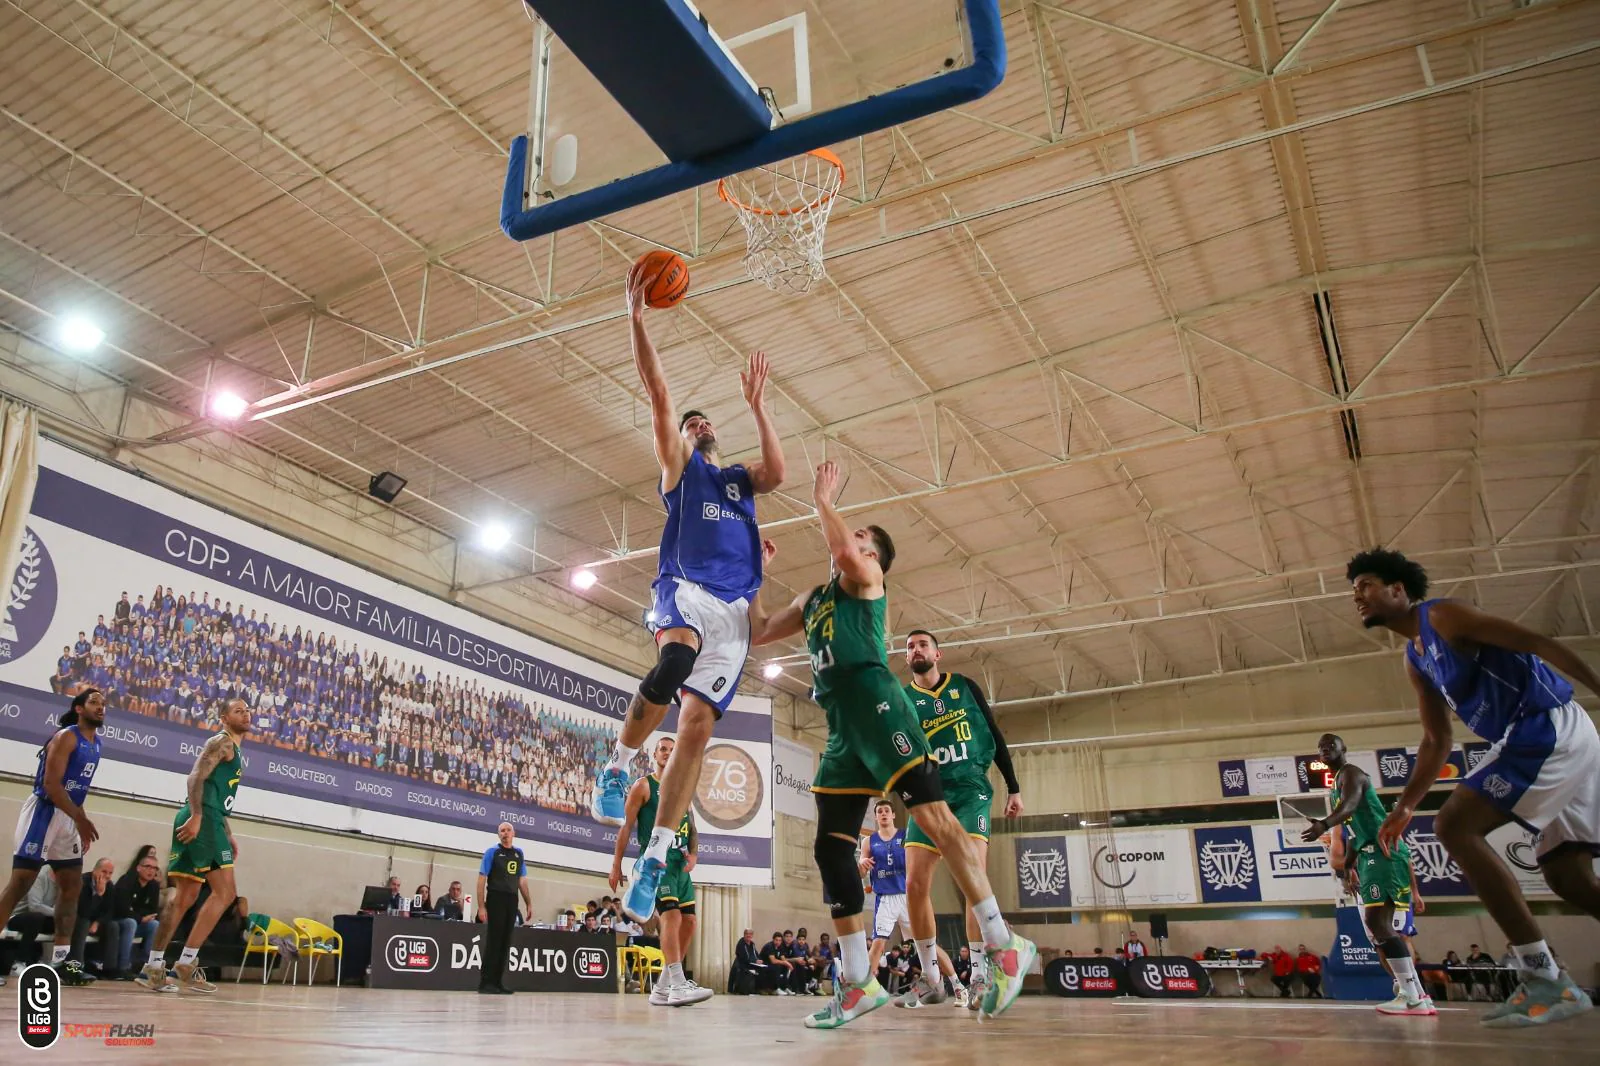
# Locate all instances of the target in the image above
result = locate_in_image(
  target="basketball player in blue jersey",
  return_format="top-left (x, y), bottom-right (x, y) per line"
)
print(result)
top-left (0, 689), bottom-right (105, 987)
top-left (1350, 548), bottom-right (1600, 1026)
top-left (859, 801), bottom-right (965, 1005)
top-left (594, 259), bottom-right (787, 924)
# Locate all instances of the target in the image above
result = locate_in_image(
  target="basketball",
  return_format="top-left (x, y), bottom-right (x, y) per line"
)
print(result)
top-left (637, 250), bottom-right (690, 309)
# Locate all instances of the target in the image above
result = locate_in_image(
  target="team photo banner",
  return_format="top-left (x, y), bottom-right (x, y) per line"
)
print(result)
top-left (0, 442), bottom-right (775, 884)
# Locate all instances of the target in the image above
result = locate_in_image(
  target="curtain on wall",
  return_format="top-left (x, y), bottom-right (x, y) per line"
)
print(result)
top-left (0, 402), bottom-right (39, 622)
top-left (688, 883), bottom-right (749, 992)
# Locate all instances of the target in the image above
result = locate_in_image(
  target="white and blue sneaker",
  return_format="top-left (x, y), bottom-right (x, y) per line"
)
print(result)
top-left (623, 854), bottom-right (665, 923)
top-left (590, 767), bottom-right (630, 826)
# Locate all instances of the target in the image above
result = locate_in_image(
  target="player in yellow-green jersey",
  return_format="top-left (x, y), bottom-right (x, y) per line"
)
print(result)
top-left (1301, 733), bottom-right (1434, 1017)
top-left (750, 460), bottom-right (1036, 1029)
top-left (137, 698), bottom-right (251, 995)
top-left (900, 629), bottom-right (1023, 1011)
top-left (610, 735), bottom-right (710, 1007)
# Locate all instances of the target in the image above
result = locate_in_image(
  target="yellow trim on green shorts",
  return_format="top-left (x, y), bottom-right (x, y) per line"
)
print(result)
top-left (882, 756), bottom-right (927, 794)
top-left (811, 785), bottom-right (885, 795)
top-left (906, 840), bottom-right (940, 853)
top-left (167, 870), bottom-right (205, 882)
top-left (1362, 900), bottom-right (1410, 910)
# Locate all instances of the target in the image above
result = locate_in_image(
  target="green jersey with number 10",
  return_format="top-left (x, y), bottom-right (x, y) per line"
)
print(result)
top-left (904, 673), bottom-right (996, 789)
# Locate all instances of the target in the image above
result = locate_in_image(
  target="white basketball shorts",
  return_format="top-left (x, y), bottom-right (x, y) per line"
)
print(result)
top-left (873, 892), bottom-right (911, 941)
top-left (1464, 700), bottom-right (1600, 860)
top-left (647, 576), bottom-right (751, 716)
top-left (12, 794), bottom-right (84, 870)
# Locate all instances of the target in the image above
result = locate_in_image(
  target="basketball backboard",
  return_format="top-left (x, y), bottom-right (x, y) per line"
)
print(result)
top-left (502, 0), bottom-right (1003, 241)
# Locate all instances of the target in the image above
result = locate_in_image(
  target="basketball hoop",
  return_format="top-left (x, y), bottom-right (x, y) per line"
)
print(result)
top-left (717, 148), bottom-right (844, 295)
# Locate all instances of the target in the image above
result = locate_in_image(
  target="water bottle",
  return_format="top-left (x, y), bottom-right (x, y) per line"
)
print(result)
top-left (400, 895), bottom-right (410, 917)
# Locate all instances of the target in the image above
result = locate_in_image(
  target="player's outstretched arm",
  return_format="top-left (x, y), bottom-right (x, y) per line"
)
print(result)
top-left (813, 461), bottom-right (880, 591)
top-left (741, 351), bottom-right (787, 493)
top-left (1428, 599), bottom-right (1600, 695)
top-left (627, 260), bottom-right (690, 491)
top-left (1379, 659), bottom-right (1454, 855)
top-left (971, 681), bottom-right (1024, 814)
top-left (1304, 765), bottom-right (1366, 841)
top-left (610, 779), bottom-right (649, 891)
top-left (751, 587), bottom-right (810, 647)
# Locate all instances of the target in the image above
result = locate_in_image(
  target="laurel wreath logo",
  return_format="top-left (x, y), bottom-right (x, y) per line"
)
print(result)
top-left (1198, 840), bottom-right (1257, 890)
top-left (3, 529), bottom-right (40, 629)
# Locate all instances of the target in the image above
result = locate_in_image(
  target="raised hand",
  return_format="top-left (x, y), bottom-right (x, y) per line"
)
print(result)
top-left (761, 538), bottom-right (778, 568)
top-left (813, 460), bottom-right (841, 506)
top-left (626, 258), bottom-right (658, 318)
top-left (741, 350), bottom-right (770, 411)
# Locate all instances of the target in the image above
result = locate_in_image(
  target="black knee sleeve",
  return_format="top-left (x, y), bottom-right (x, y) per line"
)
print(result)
top-left (1379, 935), bottom-right (1409, 960)
top-left (639, 642), bottom-right (698, 705)
top-left (891, 759), bottom-right (945, 809)
top-left (814, 832), bottom-right (865, 920)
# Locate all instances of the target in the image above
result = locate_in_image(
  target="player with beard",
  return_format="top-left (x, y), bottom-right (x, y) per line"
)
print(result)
top-left (138, 698), bottom-right (251, 993)
top-left (1349, 548), bottom-right (1598, 1027)
top-left (1, 689), bottom-right (106, 986)
top-left (592, 261), bottom-right (787, 928)
top-left (898, 630), bottom-right (1021, 1010)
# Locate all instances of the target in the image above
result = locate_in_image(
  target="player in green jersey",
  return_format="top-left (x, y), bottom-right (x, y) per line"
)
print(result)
top-left (751, 460), bottom-right (1036, 1029)
top-left (610, 735), bottom-right (712, 1007)
top-left (137, 698), bottom-right (251, 994)
top-left (900, 630), bottom-right (1023, 1011)
top-left (1301, 733), bottom-right (1436, 1016)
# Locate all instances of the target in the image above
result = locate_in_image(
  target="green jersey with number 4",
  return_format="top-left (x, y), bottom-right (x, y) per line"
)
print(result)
top-left (188, 733), bottom-right (243, 817)
top-left (637, 774), bottom-right (693, 873)
top-left (803, 577), bottom-right (888, 699)
top-left (904, 673), bottom-right (995, 789)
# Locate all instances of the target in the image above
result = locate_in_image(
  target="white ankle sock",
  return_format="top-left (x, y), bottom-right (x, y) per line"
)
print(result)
top-left (917, 938), bottom-right (940, 986)
top-left (970, 896), bottom-right (1009, 950)
top-left (608, 743), bottom-right (638, 774)
top-left (839, 930), bottom-right (869, 984)
top-left (1514, 939), bottom-right (1559, 981)
top-left (665, 961), bottom-right (684, 986)
top-left (968, 941), bottom-right (987, 980)
top-left (178, 946), bottom-right (199, 966)
top-left (51, 944), bottom-right (68, 964)
top-left (148, 950), bottom-right (165, 968)
top-left (643, 826), bottom-right (675, 864)
top-left (1390, 957), bottom-right (1424, 1000)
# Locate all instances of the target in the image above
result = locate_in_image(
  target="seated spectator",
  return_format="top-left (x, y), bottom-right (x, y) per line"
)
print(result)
top-left (582, 913), bottom-right (601, 934)
top-left (109, 851), bottom-right (162, 978)
top-left (385, 876), bottom-right (405, 913)
top-left (1114, 947), bottom-right (1128, 961)
top-left (793, 931), bottom-right (825, 993)
top-left (434, 881), bottom-right (465, 921)
top-left (759, 931), bottom-right (797, 996)
top-left (781, 929), bottom-right (812, 995)
top-left (954, 945), bottom-right (974, 987)
top-left (1, 874), bottom-right (59, 973)
top-left (1294, 944), bottom-right (1322, 999)
top-left (1267, 945), bottom-right (1295, 997)
top-left (414, 885), bottom-right (434, 915)
top-left (731, 928), bottom-right (775, 994)
top-left (71, 858), bottom-right (118, 974)
top-left (1498, 942), bottom-right (1518, 968)
top-left (1124, 932), bottom-right (1149, 958)
top-left (1063, 949), bottom-right (1074, 958)
top-left (1465, 944), bottom-right (1494, 967)
top-left (1092, 946), bottom-right (1105, 956)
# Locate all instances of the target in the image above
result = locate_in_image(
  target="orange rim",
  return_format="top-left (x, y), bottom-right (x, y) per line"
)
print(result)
top-left (717, 148), bottom-right (845, 218)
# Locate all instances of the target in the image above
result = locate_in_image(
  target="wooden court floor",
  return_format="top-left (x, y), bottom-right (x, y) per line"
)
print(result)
top-left (5, 983), bottom-right (1596, 1063)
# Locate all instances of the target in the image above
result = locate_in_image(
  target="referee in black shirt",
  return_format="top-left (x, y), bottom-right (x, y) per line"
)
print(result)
top-left (476, 822), bottom-right (532, 994)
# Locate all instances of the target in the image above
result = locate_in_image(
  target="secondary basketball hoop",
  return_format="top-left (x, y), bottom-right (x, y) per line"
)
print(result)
top-left (717, 148), bottom-right (844, 295)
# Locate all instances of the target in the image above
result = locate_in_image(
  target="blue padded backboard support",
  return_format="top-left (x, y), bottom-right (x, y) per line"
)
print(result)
top-left (501, 0), bottom-right (1006, 242)
top-left (525, 0), bottom-right (772, 162)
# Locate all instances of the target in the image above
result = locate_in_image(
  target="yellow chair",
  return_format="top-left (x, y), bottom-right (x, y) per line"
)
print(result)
top-left (293, 918), bottom-right (345, 986)
top-left (237, 917), bottom-right (304, 985)
top-left (620, 946), bottom-right (643, 991)
top-left (632, 945), bottom-right (665, 990)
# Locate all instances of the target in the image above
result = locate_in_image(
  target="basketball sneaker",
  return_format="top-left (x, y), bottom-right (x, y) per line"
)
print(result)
top-left (1375, 992), bottom-right (1437, 1016)
top-left (56, 960), bottom-right (96, 986)
top-left (649, 978), bottom-right (675, 1006)
top-left (953, 984), bottom-right (969, 1008)
top-left (590, 767), bottom-right (630, 826)
top-left (966, 971), bottom-right (987, 1012)
top-left (894, 973), bottom-right (947, 1008)
top-left (668, 979), bottom-right (715, 1006)
top-left (1482, 972), bottom-right (1592, 1028)
top-left (803, 976), bottom-right (890, 1030)
top-left (622, 854), bottom-right (664, 923)
top-left (135, 960), bottom-right (175, 993)
top-left (979, 934), bottom-right (1036, 1020)
top-left (175, 962), bottom-right (217, 994)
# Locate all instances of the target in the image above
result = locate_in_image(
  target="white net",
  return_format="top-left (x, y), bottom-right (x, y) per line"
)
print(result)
top-left (717, 149), bottom-right (844, 295)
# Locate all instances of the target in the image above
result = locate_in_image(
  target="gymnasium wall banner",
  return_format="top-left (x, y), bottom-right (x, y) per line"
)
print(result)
top-left (1218, 742), bottom-right (1491, 798)
top-left (1064, 828), bottom-right (1198, 908)
top-left (367, 917), bottom-right (617, 992)
top-left (1125, 956), bottom-right (1210, 998)
top-left (0, 441), bottom-right (775, 885)
top-left (1043, 956), bottom-right (1126, 997)
top-left (1014, 834), bottom-right (1073, 909)
top-left (771, 735), bottom-right (816, 821)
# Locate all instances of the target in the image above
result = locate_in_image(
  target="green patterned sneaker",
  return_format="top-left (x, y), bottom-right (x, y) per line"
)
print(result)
top-left (979, 934), bottom-right (1037, 1020)
top-left (804, 976), bottom-right (890, 1030)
